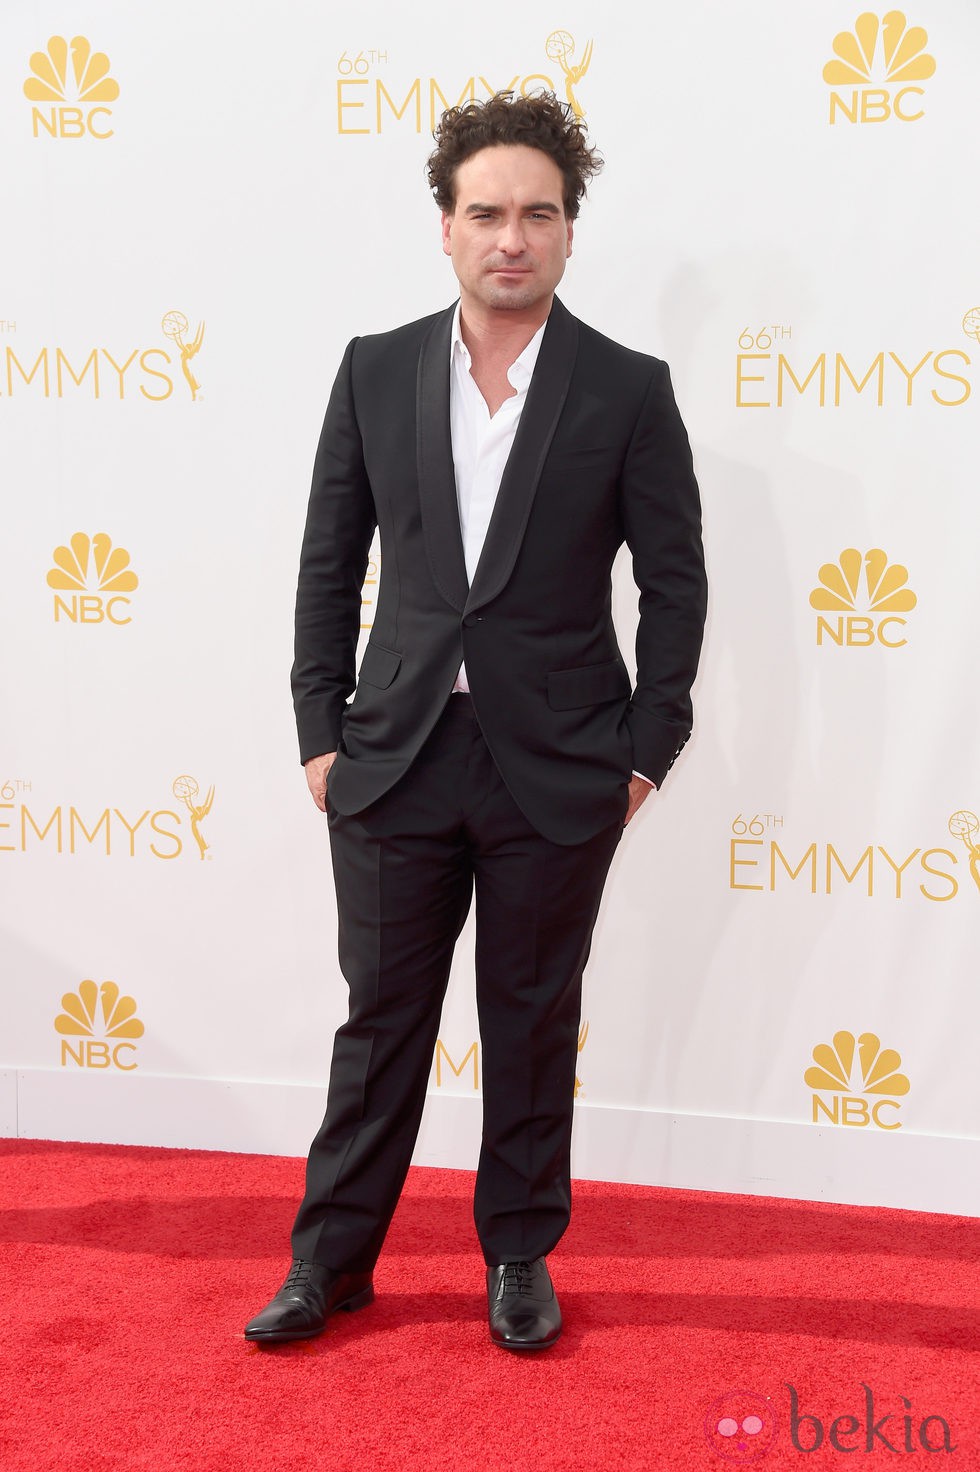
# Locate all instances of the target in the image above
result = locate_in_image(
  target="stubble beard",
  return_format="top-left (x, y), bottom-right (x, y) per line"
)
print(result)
top-left (479, 276), bottom-right (547, 313)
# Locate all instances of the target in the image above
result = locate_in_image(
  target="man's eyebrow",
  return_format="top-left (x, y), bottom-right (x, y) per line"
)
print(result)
top-left (463, 201), bottom-right (562, 215)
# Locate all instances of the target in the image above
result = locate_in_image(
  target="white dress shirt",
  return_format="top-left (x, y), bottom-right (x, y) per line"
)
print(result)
top-left (450, 304), bottom-right (545, 693)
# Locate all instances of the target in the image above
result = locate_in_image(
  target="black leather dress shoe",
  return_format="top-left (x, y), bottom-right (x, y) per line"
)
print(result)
top-left (487, 1257), bottom-right (562, 1351)
top-left (244, 1260), bottom-right (374, 1343)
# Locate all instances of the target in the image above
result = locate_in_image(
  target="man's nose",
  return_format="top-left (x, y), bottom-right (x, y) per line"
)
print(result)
top-left (496, 219), bottom-right (527, 255)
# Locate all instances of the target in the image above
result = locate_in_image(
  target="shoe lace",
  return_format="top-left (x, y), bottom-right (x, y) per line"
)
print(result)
top-left (283, 1259), bottom-right (316, 1290)
top-left (500, 1261), bottom-right (537, 1297)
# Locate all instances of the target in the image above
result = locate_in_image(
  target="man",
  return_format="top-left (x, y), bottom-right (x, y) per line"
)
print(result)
top-left (246, 92), bottom-right (706, 1352)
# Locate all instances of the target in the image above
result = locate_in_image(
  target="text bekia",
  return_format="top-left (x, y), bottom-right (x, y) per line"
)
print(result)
top-left (788, 1384), bottom-right (955, 1454)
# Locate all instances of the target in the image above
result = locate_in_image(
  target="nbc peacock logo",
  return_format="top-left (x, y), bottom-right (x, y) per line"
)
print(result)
top-left (810, 548), bottom-right (916, 648)
top-left (823, 12), bottom-right (936, 125)
top-left (24, 35), bottom-right (119, 139)
top-left (806, 1030), bottom-right (910, 1130)
top-left (47, 532), bottom-right (139, 625)
top-left (55, 979), bottom-right (144, 1070)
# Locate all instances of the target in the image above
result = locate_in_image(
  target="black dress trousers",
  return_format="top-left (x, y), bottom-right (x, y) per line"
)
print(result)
top-left (291, 694), bottom-right (624, 1271)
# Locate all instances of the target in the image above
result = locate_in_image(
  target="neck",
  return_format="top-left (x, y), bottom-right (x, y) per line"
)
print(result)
top-left (458, 293), bottom-right (553, 363)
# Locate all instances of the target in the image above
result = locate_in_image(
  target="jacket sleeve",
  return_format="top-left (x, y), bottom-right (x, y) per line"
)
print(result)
top-left (621, 361), bottom-right (707, 787)
top-left (290, 339), bottom-right (377, 763)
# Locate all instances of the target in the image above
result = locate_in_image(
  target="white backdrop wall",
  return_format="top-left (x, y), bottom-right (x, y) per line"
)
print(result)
top-left (2, 0), bottom-right (978, 1216)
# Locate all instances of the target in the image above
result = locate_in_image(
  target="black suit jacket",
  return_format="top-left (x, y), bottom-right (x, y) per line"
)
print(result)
top-left (292, 297), bottom-right (707, 845)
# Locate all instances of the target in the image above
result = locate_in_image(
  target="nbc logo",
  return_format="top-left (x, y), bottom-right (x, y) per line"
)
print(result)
top-left (24, 35), bottom-right (119, 139)
top-left (47, 533), bottom-right (138, 625)
top-left (810, 548), bottom-right (916, 648)
top-left (806, 1030), bottom-right (909, 1130)
top-left (55, 980), bottom-right (143, 1070)
top-left (823, 12), bottom-right (936, 125)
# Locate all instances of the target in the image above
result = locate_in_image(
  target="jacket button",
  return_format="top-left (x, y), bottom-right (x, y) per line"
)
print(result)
top-left (462, 613), bottom-right (482, 628)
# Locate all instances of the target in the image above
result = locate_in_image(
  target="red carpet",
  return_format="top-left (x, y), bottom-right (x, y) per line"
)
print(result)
top-left (0, 1139), bottom-right (977, 1470)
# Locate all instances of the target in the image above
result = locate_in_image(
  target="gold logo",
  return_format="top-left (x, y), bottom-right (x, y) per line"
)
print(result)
top-left (729, 813), bottom-right (964, 903)
top-left (361, 546), bottom-right (381, 629)
top-left (810, 549), bottom-right (916, 613)
top-left (47, 532), bottom-right (138, 625)
top-left (805, 1030), bottom-right (909, 1130)
top-left (823, 12), bottom-right (935, 124)
top-left (574, 1019), bottom-right (589, 1099)
top-left (1, 779), bottom-right (214, 860)
top-left (47, 532), bottom-right (138, 593)
top-left (823, 13), bottom-right (935, 84)
top-left (810, 549), bottom-right (915, 648)
top-left (55, 979), bottom-right (143, 1070)
top-left (948, 811), bottom-right (980, 895)
top-left (4, 313), bottom-right (207, 401)
top-left (432, 1018), bottom-right (588, 1097)
top-left (544, 31), bottom-right (593, 121)
top-left (161, 311), bottom-right (205, 402)
top-left (24, 36), bottom-right (119, 139)
top-left (172, 775), bottom-right (215, 859)
top-left (734, 326), bottom-right (971, 410)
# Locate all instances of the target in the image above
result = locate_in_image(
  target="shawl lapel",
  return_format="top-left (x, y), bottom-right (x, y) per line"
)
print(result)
top-left (416, 303), bottom-right (468, 612)
top-left (465, 298), bottom-right (578, 614)
top-left (416, 297), bottom-right (579, 616)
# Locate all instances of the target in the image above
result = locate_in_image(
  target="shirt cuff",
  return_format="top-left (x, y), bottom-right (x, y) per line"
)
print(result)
top-left (632, 771), bottom-right (656, 788)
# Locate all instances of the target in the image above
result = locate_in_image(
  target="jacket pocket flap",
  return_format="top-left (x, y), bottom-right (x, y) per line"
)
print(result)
top-left (358, 642), bottom-right (402, 690)
top-left (547, 659), bottom-right (630, 711)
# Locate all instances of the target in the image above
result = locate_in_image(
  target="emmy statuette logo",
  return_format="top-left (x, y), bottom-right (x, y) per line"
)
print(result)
top-left (544, 31), bottom-right (593, 121)
top-left (24, 35), bottom-right (119, 138)
top-left (948, 812), bottom-right (980, 896)
top-left (161, 312), bottom-right (205, 402)
top-left (172, 776), bottom-right (215, 860)
top-left (56, 980), bottom-right (144, 1070)
top-left (47, 533), bottom-right (139, 625)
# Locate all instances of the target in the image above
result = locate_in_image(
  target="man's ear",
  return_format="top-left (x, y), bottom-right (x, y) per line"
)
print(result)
top-left (566, 218), bottom-right (574, 259)
top-left (441, 211), bottom-right (454, 257)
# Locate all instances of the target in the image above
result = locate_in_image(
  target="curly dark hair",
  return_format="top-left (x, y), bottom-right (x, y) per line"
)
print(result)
top-left (426, 91), bottom-right (603, 220)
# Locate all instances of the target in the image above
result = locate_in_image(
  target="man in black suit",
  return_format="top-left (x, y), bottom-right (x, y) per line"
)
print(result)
top-left (246, 92), bottom-right (706, 1351)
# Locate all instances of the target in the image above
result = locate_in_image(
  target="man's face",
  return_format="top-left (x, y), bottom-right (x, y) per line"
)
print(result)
top-left (441, 144), bottom-right (573, 315)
